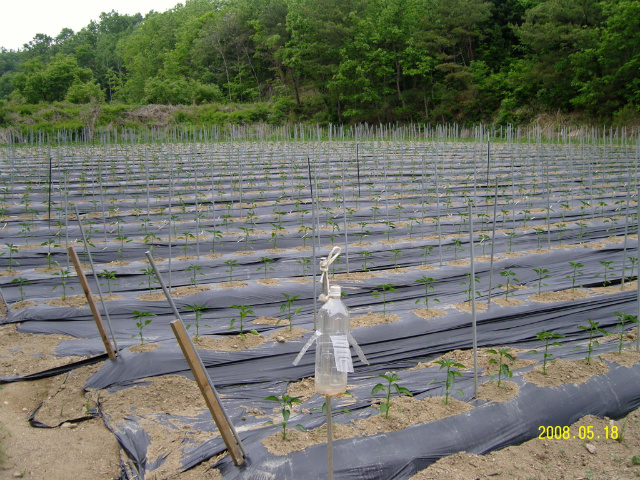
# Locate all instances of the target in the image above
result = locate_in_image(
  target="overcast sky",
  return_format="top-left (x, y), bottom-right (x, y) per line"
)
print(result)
top-left (0, 0), bottom-right (184, 51)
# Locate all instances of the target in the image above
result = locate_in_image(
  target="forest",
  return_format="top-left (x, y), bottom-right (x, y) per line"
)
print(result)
top-left (0, 0), bottom-right (638, 126)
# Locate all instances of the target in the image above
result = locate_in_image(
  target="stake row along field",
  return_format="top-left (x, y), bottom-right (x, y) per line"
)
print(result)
top-left (1, 124), bottom-right (640, 479)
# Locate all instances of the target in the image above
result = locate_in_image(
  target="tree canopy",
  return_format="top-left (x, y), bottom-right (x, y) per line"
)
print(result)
top-left (0, 0), bottom-right (638, 124)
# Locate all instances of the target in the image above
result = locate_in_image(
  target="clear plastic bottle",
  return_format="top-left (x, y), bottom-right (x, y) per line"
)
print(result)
top-left (315, 285), bottom-right (351, 396)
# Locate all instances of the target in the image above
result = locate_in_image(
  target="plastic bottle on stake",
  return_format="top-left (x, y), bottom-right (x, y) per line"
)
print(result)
top-left (315, 285), bottom-right (352, 395)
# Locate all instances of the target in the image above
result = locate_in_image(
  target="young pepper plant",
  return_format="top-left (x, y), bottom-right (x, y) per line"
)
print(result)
top-left (372, 284), bottom-right (396, 316)
top-left (486, 348), bottom-right (515, 387)
top-left (229, 304), bottom-right (258, 338)
top-left (613, 312), bottom-right (638, 354)
top-left (577, 319), bottom-right (608, 365)
top-left (132, 310), bottom-right (155, 345)
top-left (185, 304), bottom-right (210, 341)
top-left (430, 358), bottom-right (466, 405)
top-left (371, 373), bottom-right (412, 419)
top-left (264, 394), bottom-right (307, 440)
top-left (414, 276), bottom-right (439, 310)
top-left (279, 293), bottom-right (302, 331)
top-left (529, 330), bottom-right (564, 375)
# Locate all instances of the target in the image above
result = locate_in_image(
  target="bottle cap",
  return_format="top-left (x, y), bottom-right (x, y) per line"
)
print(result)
top-left (329, 285), bottom-right (341, 297)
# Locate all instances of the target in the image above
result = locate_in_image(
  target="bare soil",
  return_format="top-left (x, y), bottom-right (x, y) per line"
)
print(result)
top-left (493, 298), bottom-right (525, 307)
top-left (193, 333), bottom-right (265, 351)
top-left (476, 380), bottom-right (520, 402)
top-left (351, 313), bottom-right (401, 328)
top-left (262, 396), bottom-right (472, 456)
top-left (530, 289), bottom-right (591, 303)
top-left (0, 324), bottom-right (86, 377)
top-left (411, 410), bottom-right (640, 480)
top-left (524, 359), bottom-right (609, 387)
top-left (411, 308), bottom-right (447, 319)
top-left (453, 301), bottom-right (488, 312)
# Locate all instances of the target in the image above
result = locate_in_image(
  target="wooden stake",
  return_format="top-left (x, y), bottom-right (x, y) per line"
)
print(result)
top-left (170, 319), bottom-right (245, 465)
top-left (0, 287), bottom-right (8, 317)
top-left (68, 246), bottom-right (116, 360)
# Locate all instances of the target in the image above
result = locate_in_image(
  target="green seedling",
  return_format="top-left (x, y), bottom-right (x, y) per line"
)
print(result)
top-left (4, 243), bottom-right (18, 272)
top-left (263, 394), bottom-right (306, 440)
top-left (257, 256), bottom-right (275, 279)
top-left (498, 269), bottom-right (519, 300)
top-left (205, 229), bottom-right (223, 254)
top-left (419, 245), bottom-right (434, 265)
top-left (430, 358), bottom-right (466, 405)
top-left (383, 221), bottom-right (396, 241)
top-left (478, 234), bottom-right (491, 255)
top-left (139, 266), bottom-right (158, 292)
top-left (390, 249), bottom-right (403, 269)
top-left (567, 261), bottom-right (584, 289)
top-left (577, 319), bottom-right (608, 365)
top-left (505, 231), bottom-right (518, 253)
top-left (596, 260), bottom-right (614, 286)
top-left (132, 310), bottom-right (155, 345)
top-left (533, 228), bottom-right (546, 249)
top-left (269, 223), bottom-right (285, 249)
top-left (11, 277), bottom-right (30, 302)
top-left (613, 312), bottom-right (638, 354)
top-left (115, 235), bottom-right (132, 262)
top-left (98, 269), bottom-right (117, 295)
top-left (576, 222), bottom-right (588, 241)
top-left (224, 259), bottom-right (238, 282)
top-left (359, 250), bottom-right (373, 272)
top-left (415, 276), bottom-right (439, 310)
top-left (625, 256), bottom-right (638, 278)
top-left (185, 304), bottom-right (210, 341)
top-left (229, 304), bottom-right (258, 339)
top-left (296, 257), bottom-right (311, 276)
top-left (371, 373), bottom-right (412, 419)
top-left (279, 293), bottom-right (302, 331)
top-left (40, 239), bottom-right (60, 268)
top-left (486, 348), bottom-right (515, 387)
top-left (238, 226), bottom-right (254, 251)
top-left (529, 330), bottom-right (564, 375)
top-left (447, 238), bottom-right (464, 260)
top-left (556, 223), bottom-right (568, 244)
top-left (461, 273), bottom-right (481, 303)
top-left (52, 268), bottom-right (74, 300)
top-left (372, 284), bottom-right (396, 316)
top-left (186, 264), bottom-right (204, 286)
top-left (298, 225), bottom-right (313, 247)
top-left (533, 268), bottom-right (551, 295)
top-left (180, 231), bottom-right (195, 255)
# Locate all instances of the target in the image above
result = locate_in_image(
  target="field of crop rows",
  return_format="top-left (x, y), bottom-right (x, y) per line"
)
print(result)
top-left (1, 129), bottom-right (639, 479)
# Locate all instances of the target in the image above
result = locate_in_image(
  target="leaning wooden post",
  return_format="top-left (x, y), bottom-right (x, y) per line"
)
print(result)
top-left (170, 319), bottom-right (246, 466)
top-left (0, 287), bottom-right (9, 317)
top-left (68, 246), bottom-right (116, 360)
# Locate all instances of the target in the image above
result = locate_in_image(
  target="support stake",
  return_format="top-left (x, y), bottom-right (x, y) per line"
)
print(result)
top-left (0, 287), bottom-right (9, 318)
top-left (326, 395), bottom-right (334, 480)
top-left (171, 319), bottom-right (246, 466)
top-left (468, 203), bottom-right (478, 398)
top-left (68, 246), bottom-right (116, 360)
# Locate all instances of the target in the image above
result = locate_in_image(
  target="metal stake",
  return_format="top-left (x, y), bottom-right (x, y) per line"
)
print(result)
top-left (326, 395), bottom-right (334, 480)
top-left (74, 206), bottom-right (119, 355)
top-left (469, 203), bottom-right (478, 398)
top-left (487, 180), bottom-right (499, 307)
